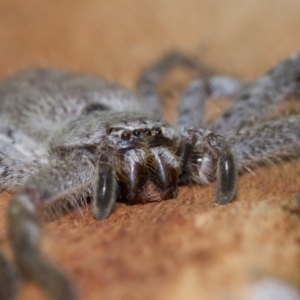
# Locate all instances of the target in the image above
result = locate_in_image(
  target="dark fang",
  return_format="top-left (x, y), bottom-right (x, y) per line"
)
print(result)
top-left (216, 150), bottom-right (238, 205)
top-left (118, 160), bottom-right (146, 204)
top-left (93, 162), bottom-right (116, 220)
top-left (175, 134), bottom-right (197, 170)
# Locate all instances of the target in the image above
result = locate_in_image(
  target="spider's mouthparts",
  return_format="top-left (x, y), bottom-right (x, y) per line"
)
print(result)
top-left (139, 180), bottom-right (178, 203)
top-left (117, 155), bottom-right (180, 205)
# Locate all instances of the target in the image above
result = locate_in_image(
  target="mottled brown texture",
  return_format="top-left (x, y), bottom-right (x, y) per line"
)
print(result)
top-left (0, 1), bottom-right (300, 299)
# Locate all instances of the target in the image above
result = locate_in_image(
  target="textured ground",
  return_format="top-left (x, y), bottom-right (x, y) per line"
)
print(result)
top-left (0, 1), bottom-right (300, 299)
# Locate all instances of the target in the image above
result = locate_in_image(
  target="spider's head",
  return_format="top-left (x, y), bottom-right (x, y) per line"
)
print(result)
top-left (107, 122), bottom-right (181, 205)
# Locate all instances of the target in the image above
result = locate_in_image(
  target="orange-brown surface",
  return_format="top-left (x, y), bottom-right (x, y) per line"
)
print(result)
top-left (0, 1), bottom-right (300, 299)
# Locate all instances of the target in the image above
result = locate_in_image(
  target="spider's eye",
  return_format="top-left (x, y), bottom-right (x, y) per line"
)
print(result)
top-left (132, 129), bottom-right (141, 137)
top-left (121, 130), bottom-right (131, 140)
top-left (152, 127), bottom-right (162, 136)
top-left (196, 157), bottom-right (203, 164)
top-left (145, 129), bottom-right (152, 136)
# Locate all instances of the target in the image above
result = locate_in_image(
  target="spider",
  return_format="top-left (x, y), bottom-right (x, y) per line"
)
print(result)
top-left (0, 52), bottom-right (300, 300)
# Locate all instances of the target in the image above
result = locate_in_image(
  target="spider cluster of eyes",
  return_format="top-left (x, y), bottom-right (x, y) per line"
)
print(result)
top-left (108, 126), bottom-right (163, 140)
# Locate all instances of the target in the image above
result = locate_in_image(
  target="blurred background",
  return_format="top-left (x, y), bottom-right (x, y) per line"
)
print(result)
top-left (0, 1), bottom-right (300, 299)
top-left (1, 0), bottom-right (300, 83)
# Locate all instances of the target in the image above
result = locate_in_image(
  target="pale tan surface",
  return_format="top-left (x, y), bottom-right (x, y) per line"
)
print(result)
top-left (0, 1), bottom-right (300, 299)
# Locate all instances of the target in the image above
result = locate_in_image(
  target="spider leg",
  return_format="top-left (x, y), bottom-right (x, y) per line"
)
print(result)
top-left (178, 128), bottom-right (238, 205)
top-left (8, 152), bottom-right (95, 300)
top-left (93, 144), bottom-right (118, 220)
top-left (213, 53), bottom-right (300, 135)
top-left (0, 122), bottom-right (45, 155)
top-left (137, 51), bottom-right (248, 128)
top-left (230, 115), bottom-right (300, 172)
top-left (176, 80), bottom-right (208, 129)
top-left (215, 144), bottom-right (237, 205)
top-left (136, 51), bottom-right (212, 116)
top-left (198, 131), bottom-right (238, 205)
top-left (0, 128), bottom-right (47, 192)
top-left (0, 152), bottom-right (42, 192)
top-left (177, 76), bottom-right (248, 129)
top-left (0, 252), bottom-right (19, 300)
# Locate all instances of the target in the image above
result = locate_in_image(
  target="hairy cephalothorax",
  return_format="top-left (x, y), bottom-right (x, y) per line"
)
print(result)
top-left (0, 53), bottom-right (300, 300)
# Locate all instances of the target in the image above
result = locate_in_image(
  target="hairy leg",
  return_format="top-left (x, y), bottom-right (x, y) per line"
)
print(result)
top-left (7, 152), bottom-right (95, 300)
top-left (0, 153), bottom-right (42, 192)
top-left (0, 128), bottom-right (47, 192)
top-left (0, 252), bottom-right (19, 300)
top-left (230, 115), bottom-right (300, 172)
top-left (136, 52), bottom-right (212, 116)
top-left (178, 128), bottom-right (238, 205)
top-left (177, 76), bottom-right (248, 129)
top-left (213, 53), bottom-right (300, 135)
top-left (136, 51), bottom-right (248, 128)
